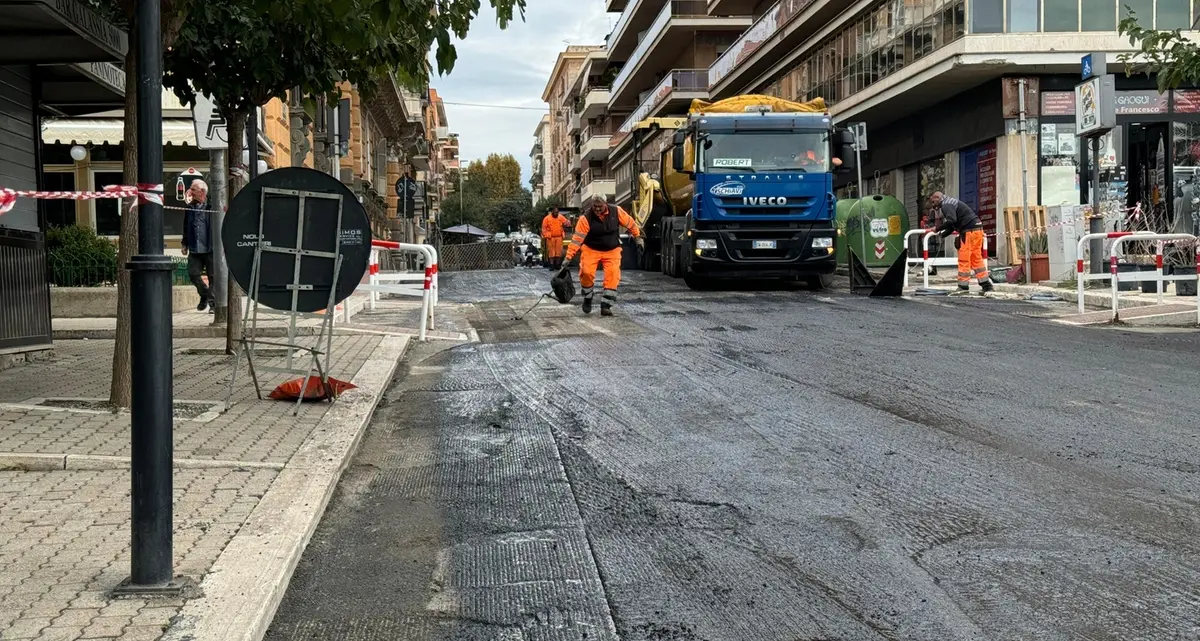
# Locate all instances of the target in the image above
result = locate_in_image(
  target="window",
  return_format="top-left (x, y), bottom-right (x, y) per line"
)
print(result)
top-left (93, 171), bottom-right (123, 236)
top-left (41, 172), bottom-right (76, 228)
top-left (1009, 0), bottom-right (1040, 31)
top-left (1157, 0), bottom-right (1191, 28)
top-left (701, 132), bottom-right (833, 173)
top-left (1082, 0), bottom-right (1116, 29)
top-left (971, 0), bottom-right (1004, 32)
top-left (1120, 0), bottom-right (1155, 23)
top-left (1044, 0), bottom-right (1079, 30)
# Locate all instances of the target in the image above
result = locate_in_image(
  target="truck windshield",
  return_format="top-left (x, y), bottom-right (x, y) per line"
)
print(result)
top-left (702, 131), bottom-right (831, 173)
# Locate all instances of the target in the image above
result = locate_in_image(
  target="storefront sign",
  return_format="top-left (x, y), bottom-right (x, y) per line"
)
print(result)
top-left (1114, 90), bottom-right (1168, 114)
top-left (977, 143), bottom-right (997, 236)
top-left (1041, 92), bottom-right (1076, 116)
top-left (1175, 89), bottom-right (1200, 113)
top-left (50, 0), bottom-right (127, 57)
top-left (1075, 74), bottom-right (1116, 137)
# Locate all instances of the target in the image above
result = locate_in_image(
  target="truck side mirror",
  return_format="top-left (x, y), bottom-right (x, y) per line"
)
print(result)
top-left (672, 130), bottom-right (688, 174)
top-left (835, 129), bottom-right (856, 173)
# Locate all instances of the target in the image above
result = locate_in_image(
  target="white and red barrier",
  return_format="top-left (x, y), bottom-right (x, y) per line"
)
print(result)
top-left (1103, 233), bottom-right (1199, 323)
top-left (359, 239), bottom-right (438, 340)
top-left (1074, 231), bottom-right (1154, 314)
top-left (902, 230), bottom-right (988, 289)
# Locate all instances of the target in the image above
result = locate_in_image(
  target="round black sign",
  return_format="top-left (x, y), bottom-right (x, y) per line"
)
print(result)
top-left (222, 167), bottom-right (371, 312)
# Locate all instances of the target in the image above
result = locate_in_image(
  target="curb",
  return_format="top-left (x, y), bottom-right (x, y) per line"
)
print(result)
top-left (0, 453), bottom-right (284, 471)
top-left (160, 334), bottom-right (410, 641)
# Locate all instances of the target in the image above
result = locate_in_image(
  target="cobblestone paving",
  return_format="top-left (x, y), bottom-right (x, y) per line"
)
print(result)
top-left (0, 336), bottom-right (381, 463)
top-left (0, 334), bottom-right (387, 641)
top-left (0, 468), bottom-right (277, 640)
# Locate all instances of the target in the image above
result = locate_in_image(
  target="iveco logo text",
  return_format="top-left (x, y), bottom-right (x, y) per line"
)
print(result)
top-left (710, 181), bottom-right (744, 196)
top-left (743, 196), bottom-right (789, 206)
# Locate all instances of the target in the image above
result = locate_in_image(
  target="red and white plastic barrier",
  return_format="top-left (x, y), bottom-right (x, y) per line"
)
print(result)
top-left (1102, 233), bottom-right (1199, 323)
top-left (360, 239), bottom-right (438, 340)
top-left (0, 184), bottom-right (165, 214)
top-left (1074, 231), bottom-right (1153, 314)
top-left (900, 230), bottom-right (989, 289)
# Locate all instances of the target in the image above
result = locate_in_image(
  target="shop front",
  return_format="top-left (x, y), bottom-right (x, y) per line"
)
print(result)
top-left (1039, 76), bottom-right (1200, 237)
top-left (0, 0), bottom-right (126, 355)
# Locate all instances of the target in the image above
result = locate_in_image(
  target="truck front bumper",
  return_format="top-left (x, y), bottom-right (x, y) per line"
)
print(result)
top-left (688, 226), bottom-right (837, 277)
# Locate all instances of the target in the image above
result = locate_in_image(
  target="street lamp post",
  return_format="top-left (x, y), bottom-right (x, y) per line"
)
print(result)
top-left (121, 0), bottom-right (181, 594)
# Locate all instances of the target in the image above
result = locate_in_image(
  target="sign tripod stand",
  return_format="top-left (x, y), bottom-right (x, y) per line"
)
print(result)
top-left (224, 186), bottom-right (345, 415)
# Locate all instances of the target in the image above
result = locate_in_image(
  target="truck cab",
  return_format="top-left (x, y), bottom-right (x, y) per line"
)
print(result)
top-left (657, 104), bottom-right (856, 289)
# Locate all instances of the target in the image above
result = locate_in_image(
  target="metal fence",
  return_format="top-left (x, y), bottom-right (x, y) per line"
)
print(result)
top-left (48, 253), bottom-right (193, 288)
top-left (439, 240), bottom-right (518, 272)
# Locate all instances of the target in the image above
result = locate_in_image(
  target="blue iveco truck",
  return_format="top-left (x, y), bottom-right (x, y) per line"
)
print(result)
top-left (628, 95), bottom-right (856, 290)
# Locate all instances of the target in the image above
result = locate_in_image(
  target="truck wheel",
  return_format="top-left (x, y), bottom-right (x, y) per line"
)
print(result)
top-left (669, 246), bottom-right (683, 278)
top-left (683, 273), bottom-right (707, 290)
top-left (807, 274), bottom-right (834, 290)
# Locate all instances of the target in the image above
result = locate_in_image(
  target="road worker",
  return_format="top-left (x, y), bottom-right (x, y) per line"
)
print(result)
top-left (930, 191), bottom-right (993, 294)
top-left (562, 195), bottom-right (643, 316)
top-left (541, 207), bottom-right (570, 269)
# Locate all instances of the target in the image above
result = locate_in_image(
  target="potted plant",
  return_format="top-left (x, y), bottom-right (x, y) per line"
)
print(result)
top-left (1017, 231), bottom-right (1050, 283)
top-left (1167, 243), bottom-right (1197, 296)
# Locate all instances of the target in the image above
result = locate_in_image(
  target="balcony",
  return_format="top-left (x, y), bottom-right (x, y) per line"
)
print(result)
top-left (579, 87), bottom-right (610, 120)
top-left (570, 150), bottom-right (582, 173)
top-left (607, 0), bottom-right (628, 13)
top-left (706, 0), bottom-right (846, 98)
top-left (568, 111), bottom-right (581, 133)
top-left (609, 1), bottom-right (750, 109)
top-left (582, 168), bottom-right (616, 201)
top-left (707, 0), bottom-right (757, 16)
top-left (618, 69), bottom-right (708, 133)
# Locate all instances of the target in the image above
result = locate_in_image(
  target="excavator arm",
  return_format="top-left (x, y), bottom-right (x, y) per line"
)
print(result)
top-left (632, 172), bottom-right (662, 231)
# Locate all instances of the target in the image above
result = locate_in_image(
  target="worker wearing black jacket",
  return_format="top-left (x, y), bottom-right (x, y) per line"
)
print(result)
top-left (931, 191), bottom-right (993, 293)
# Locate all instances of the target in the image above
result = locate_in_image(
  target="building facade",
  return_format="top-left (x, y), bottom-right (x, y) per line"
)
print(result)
top-left (541, 46), bottom-right (602, 205)
top-left (705, 0), bottom-right (1200, 263)
top-left (604, 0), bottom-right (753, 209)
top-left (530, 114), bottom-right (549, 204)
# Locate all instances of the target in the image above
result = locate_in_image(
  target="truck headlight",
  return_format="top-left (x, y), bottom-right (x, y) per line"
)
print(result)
top-left (811, 237), bottom-right (833, 249)
top-left (696, 239), bottom-right (717, 250)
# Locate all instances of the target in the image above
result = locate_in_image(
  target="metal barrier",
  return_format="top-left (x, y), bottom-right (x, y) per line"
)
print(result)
top-left (359, 240), bottom-right (437, 340)
top-left (901, 228), bottom-right (932, 289)
top-left (1104, 233), bottom-right (1199, 322)
top-left (1074, 231), bottom-right (1152, 314)
top-left (917, 231), bottom-right (987, 289)
top-left (439, 240), bottom-right (516, 271)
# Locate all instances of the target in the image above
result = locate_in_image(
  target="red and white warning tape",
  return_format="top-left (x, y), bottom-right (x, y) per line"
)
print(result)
top-left (0, 183), bottom-right (163, 214)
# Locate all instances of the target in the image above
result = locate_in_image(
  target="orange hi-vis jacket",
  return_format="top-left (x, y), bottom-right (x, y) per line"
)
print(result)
top-left (541, 214), bottom-right (570, 239)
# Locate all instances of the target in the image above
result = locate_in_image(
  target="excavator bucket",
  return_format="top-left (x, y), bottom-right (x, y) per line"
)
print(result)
top-left (848, 248), bottom-right (908, 297)
top-left (868, 249), bottom-right (907, 297)
top-left (848, 249), bottom-right (877, 295)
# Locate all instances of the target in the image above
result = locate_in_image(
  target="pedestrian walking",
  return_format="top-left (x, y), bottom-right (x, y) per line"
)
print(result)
top-left (930, 191), bottom-right (992, 293)
top-left (562, 196), bottom-right (643, 316)
top-left (182, 179), bottom-right (215, 312)
top-left (541, 207), bottom-right (570, 270)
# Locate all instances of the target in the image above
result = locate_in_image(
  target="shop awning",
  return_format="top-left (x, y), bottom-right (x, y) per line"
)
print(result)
top-left (39, 62), bottom-right (125, 116)
top-left (42, 118), bottom-right (201, 146)
top-left (41, 118), bottom-right (277, 154)
top-left (0, 0), bottom-right (127, 64)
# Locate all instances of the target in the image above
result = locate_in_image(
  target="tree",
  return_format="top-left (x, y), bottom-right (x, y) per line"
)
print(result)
top-left (163, 0), bottom-right (528, 350)
top-left (88, 0), bottom-right (194, 408)
top-left (1118, 12), bottom-right (1199, 91)
top-left (438, 155), bottom-right (531, 231)
top-left (472, 154), bottom-right (523, 203)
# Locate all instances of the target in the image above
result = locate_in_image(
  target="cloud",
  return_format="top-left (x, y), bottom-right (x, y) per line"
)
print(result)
top-left (431, 0), bottom-right (613, 187)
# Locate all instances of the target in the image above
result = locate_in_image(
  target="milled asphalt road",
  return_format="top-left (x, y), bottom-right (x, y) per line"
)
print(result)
top-left (267, 267), bottom-right (1200, 641)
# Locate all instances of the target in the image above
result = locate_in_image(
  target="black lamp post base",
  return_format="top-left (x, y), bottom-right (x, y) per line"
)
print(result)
top-left (111, 575), bottom-right (199, 599)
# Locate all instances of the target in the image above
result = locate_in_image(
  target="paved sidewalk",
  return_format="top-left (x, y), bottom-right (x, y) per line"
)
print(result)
top-left (0, 331), bottom-right (412, 641)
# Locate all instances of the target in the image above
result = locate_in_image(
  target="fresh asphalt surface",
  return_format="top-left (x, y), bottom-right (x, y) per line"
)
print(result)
top-left (267, 267), bottom-right (1200, 641)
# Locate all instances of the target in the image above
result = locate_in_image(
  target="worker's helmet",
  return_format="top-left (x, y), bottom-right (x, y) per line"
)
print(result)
top-left (550, 269), bottom-right (575, 304)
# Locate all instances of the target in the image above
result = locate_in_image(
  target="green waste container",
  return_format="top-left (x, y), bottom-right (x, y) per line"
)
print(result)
top-left (836, 194), bottom-right (910, 268)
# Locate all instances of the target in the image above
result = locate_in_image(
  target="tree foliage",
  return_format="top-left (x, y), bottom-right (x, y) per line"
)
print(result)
top-left (164, 0), bottom-right (527, 118)
top-left (1118, 11), bottom-right (1199, 91)
top-left (440, 154), bottom-right (536, 231)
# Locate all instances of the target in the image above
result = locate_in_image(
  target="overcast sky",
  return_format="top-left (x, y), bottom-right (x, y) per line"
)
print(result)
top-left (431, 0), bottom-right (613, 187)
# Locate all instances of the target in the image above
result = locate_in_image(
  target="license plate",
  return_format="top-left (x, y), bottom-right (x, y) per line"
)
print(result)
top-left (752, 240), bottom-right (776, 249)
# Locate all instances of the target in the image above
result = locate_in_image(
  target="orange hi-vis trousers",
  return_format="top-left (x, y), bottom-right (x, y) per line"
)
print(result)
top-left (544, 236), bottom-right (564, 259)
top-left (578, 246), bottom-right (622, 306)
top-left (957, 229), bottom-right (989, 284)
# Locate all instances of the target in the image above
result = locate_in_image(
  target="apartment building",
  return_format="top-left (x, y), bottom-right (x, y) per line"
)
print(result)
top-left (563, 49), bottom-right (619, 205)
top-left (705, 0), bottom-right (1200, 262)
top-left (530, 114), bottom-right (549, 204)
top-left (604, 0), bottom-right (753, 209)
top-left (541, 45), bottom-right (603, 206)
